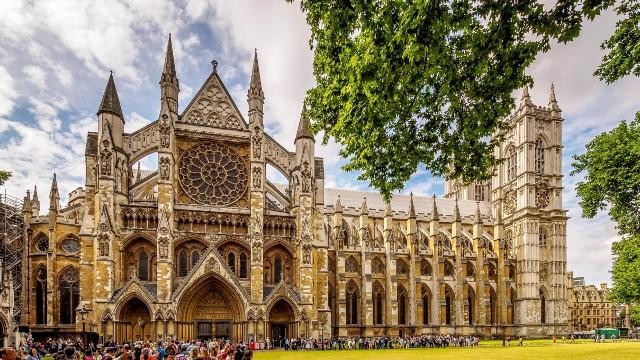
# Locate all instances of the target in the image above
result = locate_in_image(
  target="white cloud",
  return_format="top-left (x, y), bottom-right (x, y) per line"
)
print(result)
top-left (0, 66), bottom-right (18, 116)
top-left (23, 65), bottom-right (47, 90)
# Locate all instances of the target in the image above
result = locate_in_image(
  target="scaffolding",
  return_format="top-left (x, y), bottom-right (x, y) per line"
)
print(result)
top-left (0, 190), bottom-right (24, 323)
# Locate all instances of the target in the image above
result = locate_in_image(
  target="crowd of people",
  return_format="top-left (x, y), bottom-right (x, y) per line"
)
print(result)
top-left (0, 334), bottom-right (483, 360)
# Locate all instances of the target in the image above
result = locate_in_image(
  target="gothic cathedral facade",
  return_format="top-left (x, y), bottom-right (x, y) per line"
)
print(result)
top-left (18, 37), bottom-right (568, 342)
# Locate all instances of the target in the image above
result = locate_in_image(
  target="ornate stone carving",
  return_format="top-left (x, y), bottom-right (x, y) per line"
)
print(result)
top-left (252, 126), bottom-right (262, 158)
top-left (61, 236), bottom-right (80, 254)
top-left (178, 142), bottom-right (248, 205)
top-left (252, 240), bottom-right (263, 264)
top-left (98, 233), bottom-right (109, 257)
top-left (301, 161), bottom-right (312, 193)
top-left (183, 82), bottom-right (243, 129)
top-left (535, 178), bottom-right (550, 208)
top-left (252, 166), bottom-right (262, 189)
top-left (207, 256), bottom-right (220, 272)
top-left (396, 259), bottom-right (409, 275)
top-left (345, 256), bottom-right (359, 273)
top-left (159, 156), bottom-right (171, 180)
top-left (157, 206), bottom-right (171, 259)
top-left (361, 228), bottom-right (371, 248)
top-left (100, 139), bottom-right (112, 176)
top-left (159, 114), bottom-right (171, 148)
top-left (302, 243), bottom-right (312, 265)
top-left (36, 235), bottom-right (48, 252)
top-left (372, 258), bottom-right (385, 274)
top-left (504, 185), bottom-right (517, 215)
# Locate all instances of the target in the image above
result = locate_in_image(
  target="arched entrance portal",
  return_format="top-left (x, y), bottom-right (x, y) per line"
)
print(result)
top-left (117, 297), bottom-right (151, 342)
top-left (268, 299), bottom-right (295, 346)
top-left (177, 275), bottom-right (245, 341)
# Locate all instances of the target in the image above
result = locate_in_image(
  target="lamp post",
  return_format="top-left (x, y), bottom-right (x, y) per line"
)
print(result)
top-left (79, 305), bottom-right (89, 350)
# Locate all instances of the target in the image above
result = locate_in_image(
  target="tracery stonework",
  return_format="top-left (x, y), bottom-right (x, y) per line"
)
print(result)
top-left (178, 142), bottom-right (248, 205)
top-left (536, 178), bottom-right (551, 208)
top-left (19, 39), bottom-right (567, 343)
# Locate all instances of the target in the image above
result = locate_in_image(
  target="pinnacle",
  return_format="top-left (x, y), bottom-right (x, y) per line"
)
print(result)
top-left (296, 101), bottom-right (314, 142)
top-left (360, 197), bottom-right (368, 215)
top-left (454, 197), bottom-right (461, 222)
top-left (431, 194), bottom-right (439, 221)
top-left (475, 201), bottom-right (482, 224)
top-left (520, 85), bottom-right (532, 106)
top-left (32, 185), bottom-right (38, 200)
top-left (248, 49), bottom-right (264, 98)
top-left (335, 195), bottom-right (343, 213)
top-left (51, 173), bottom-right (58, 191)
top-left (97, 72), bottom-right (123, 118)
top-left (548, 83), bottom-right (560, 111)
top-left (163, 34), bottom-right (177, 76)
top-left (385, 200), bottom-right (393, 217)
top-left (408, 192), bottom-right (416, 218)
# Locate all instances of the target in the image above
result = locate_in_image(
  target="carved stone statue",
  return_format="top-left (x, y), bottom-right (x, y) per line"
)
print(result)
top-left (300, 161), bottom-right (312, 193)
top-left (159, 157), bottom-right (171, 180)
top-left (252, 126), bottom-right (262, 158)
top-left (252, 166), bottom-right (262, 189)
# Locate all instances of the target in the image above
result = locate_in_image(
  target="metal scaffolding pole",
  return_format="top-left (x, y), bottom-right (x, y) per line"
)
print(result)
top-left (0, 189), bottom-right (24, 323)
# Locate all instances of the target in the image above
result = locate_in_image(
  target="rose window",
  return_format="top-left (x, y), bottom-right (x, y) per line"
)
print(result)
top-left (36, 235), bottom-right (49, 252)
top-left (178, 143), bottom-right (248, 205)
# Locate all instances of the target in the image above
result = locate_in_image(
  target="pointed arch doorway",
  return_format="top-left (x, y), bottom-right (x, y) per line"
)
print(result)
top-left (268, 299), bottom-right (296, 346)
top-left (117, 297), bottom-right (152, 342)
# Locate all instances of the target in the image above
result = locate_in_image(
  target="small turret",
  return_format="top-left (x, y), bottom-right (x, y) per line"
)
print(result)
top-left (474, 201), bottom-right (482, 224)
top-left (548, 83), bottom-right (561, 114)
top-left (22, 189), bottom-right (31, 213)
top-left (385, 200), bottom-right (393, 218)
top-left (520, 85), bottom-right (533, 107)
top-left (295, 102), bottom-right (314, 142)
top-left (98, 72), bottom-right (123, 118)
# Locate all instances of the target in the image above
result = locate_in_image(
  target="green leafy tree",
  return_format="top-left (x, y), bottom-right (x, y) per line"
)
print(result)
top-left (608, 234), bottom-right (640, 305)
top-left (595, 0), bottom-right (640, 83)
top-left (571, 114), bottom-right (640, 238)
top-left (0, 170), bottom-right (10, 187)
top-left (290, 0), bottom-right (613, 198)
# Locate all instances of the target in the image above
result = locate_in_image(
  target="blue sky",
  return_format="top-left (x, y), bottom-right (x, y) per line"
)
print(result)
top-left (0, 0), bottom-right (638, 286)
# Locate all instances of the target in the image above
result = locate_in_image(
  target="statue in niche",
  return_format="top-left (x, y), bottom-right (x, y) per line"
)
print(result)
top-left (252, 167), bottom-right (262, 188)
top-left (252, 126), bottom-right (262, 158)
top-left (301, 161), bottom-right (312, 193)
top-left (159, 157), bottom-right (170, 180)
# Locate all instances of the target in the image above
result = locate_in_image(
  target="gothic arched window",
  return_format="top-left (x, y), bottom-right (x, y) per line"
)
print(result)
top-left (239, 253), bottom-right (248, 278)
top-left (178, 249), bottom-right (188, 277)
top-left (445, 289), bottom-right (453, 325)
top-left (398, 286), bottom-right (407, 325)
top-left (373, 282), bottom-right (385, 325)
top-left (540, 289), bottom-right (546, 324)
top-left (535, 138), bottom-right (545, 173)
top-left (191, 250), bottom-right (200, 269)
top-left (59, 268), bottom-right (79, 324)
top-left (138, 251), bottom-right (149, 281)
top-left (346, 280), bottom-right (359, 325)
top-left (474, 183), bottom-right (485, 201)
top-left (507, 146), bottom-right (517, 181)
top-left (227, 252), bottom-right (236, 273)
top-left (274, 256), bottom-right (282, 283)
top-left (35, 267), bottom-right (47, 324)
top-left (539, 230), bottom-right (548, 246)
top-left (422, 285), bottom-right (431, 325)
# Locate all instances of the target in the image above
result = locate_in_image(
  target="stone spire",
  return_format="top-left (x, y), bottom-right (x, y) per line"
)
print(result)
top-left (385, 200), bottom-right (393, 217)
top-left (22, 189), bottom-right (31, 212)
top-left (454, 197), bottom-right (461, 222)
top-left (247, 49), bottom-right (264, 124)
top-left (548, 83), bottom-right (560, 112)
top-left (334, 195), bottom-right (343, 213)
top-left (31, 185), bottom-right (40, 214)
top-left (520, 85), bottom-right (532, 107)
top-left (296, 101), bottom-right (314, 142)
top-left (97, 72), bottom-right (123, 117)
top-left (431, 194), bottom-right (439, 221)
top-left (475, 201), bottom-right (482, 224)
top-left (408, 192), bottom-right (416, 218)
top-left (160, 34), bottom-right (179, 114)
top-left (360, 197), bottom-right (368, 215)
top-left (49, 173), bottom-right (59, 211)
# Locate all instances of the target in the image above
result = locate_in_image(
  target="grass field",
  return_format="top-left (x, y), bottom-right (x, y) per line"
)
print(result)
top-left (254, 340), bottom-right (640, 360)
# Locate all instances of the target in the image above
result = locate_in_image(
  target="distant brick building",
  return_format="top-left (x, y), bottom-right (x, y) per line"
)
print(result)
top-left (567, 272), bottom-right (623, 331)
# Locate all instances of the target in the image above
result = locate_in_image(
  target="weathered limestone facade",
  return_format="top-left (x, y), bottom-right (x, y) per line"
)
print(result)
top-left (18, 38), bottom-right (568, 342)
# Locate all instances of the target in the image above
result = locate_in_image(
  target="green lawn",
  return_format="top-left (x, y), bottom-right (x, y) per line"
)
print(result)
top-left (254, 340), bottom-right (640, 360)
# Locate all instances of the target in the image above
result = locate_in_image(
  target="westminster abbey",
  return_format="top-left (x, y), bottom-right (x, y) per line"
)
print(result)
top-left (14, 36), bottom-right (568, 342)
